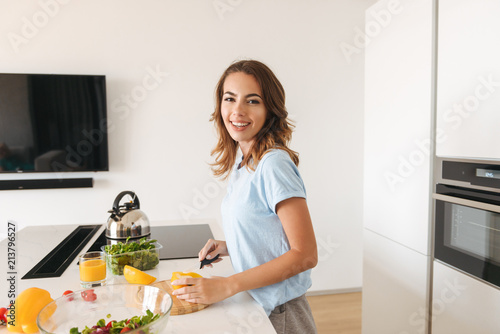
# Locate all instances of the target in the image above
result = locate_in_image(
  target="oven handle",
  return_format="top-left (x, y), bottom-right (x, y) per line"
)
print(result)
top-left (433, 193), bottom-right (500, 214)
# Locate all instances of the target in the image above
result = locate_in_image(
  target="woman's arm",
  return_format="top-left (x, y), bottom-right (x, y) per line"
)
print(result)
top-left (172, 197), bottom-right (317, 304)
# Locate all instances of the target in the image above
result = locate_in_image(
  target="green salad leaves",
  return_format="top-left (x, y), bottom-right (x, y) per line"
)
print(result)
top-left (70, 310), bottom-right (161, 334)
top-left (104, 237), bottom-right (160, 275)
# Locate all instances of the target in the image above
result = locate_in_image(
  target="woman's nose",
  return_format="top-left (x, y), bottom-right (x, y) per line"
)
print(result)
top-left (231, 101), bottom-right (246, 115)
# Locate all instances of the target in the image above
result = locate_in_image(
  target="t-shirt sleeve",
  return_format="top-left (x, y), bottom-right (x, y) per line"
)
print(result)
top-left (259, 151), bottom-right (307, 214)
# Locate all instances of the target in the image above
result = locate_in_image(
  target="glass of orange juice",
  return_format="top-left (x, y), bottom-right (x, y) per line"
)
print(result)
top-left (79, 251), bottom-right (106, 288)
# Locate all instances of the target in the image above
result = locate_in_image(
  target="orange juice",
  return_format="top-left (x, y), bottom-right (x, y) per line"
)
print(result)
top-left (80, 259), bottom-right (106, 282)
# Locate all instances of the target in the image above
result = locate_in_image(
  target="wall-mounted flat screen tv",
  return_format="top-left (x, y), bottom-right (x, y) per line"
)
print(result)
top-left (0, 73), bottom-right (109, 173)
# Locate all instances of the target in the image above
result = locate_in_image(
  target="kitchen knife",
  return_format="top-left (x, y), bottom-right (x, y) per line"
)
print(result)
top-left (200, 254), bottom-right (220, 269)
top-left (183, 254), bottom-right (220, 273)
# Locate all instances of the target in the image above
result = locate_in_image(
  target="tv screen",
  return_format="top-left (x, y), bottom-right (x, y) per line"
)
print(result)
top-left (0, 73), bottom-right (109, 173)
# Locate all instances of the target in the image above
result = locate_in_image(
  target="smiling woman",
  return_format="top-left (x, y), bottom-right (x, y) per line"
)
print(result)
top-left (220, 72), bottom-right (267, 157)
top-left (171, 60), bottom-right (318, 334)
top-left (209, 60), bottom-right (299, 177)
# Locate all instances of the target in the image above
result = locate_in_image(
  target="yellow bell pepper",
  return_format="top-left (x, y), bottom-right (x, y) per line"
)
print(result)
top-left (171, 272), bottom-right (202, 290)
top-left (7, 287), bottom-right (54, 334)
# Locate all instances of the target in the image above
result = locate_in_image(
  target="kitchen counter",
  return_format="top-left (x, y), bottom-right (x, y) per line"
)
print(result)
top-left (0, 220), bottom-right (276, 334)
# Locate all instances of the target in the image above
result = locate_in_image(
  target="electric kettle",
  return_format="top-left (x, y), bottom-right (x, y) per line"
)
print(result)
top-left (105, 191), bottom-right (150, 239)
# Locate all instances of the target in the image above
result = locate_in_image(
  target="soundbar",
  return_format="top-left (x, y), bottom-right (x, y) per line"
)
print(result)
top-left (0, 178), bottom-right (93, 190)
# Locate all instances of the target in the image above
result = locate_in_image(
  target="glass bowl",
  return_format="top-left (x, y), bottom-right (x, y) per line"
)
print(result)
top-left (37, 284), bottom-right (172, 334)
top-left (102, 242), bottom-right (162, 276)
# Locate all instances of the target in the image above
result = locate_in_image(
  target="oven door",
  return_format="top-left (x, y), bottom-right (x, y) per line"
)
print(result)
top-left (434, 184), bottom-right (500, 287)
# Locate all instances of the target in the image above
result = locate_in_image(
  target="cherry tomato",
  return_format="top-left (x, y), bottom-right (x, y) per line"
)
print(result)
top-left (62, 290), bottom-right (74, 301)
top-left (120, 327), bottom-right (132, 333)
top-left (81, 289), bottom-right (97, 302)
top-left (0, 307), bottom-right (7, 324)
top-left (106, 321), bottom-right (115, 329)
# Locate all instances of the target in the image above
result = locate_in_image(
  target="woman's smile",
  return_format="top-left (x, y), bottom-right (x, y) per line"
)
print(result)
top-left (230, 121), bottom-right (250, 129)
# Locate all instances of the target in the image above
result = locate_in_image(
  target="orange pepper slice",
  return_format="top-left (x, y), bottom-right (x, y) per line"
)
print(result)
top-left (171, 272), bottom-right (202, 290)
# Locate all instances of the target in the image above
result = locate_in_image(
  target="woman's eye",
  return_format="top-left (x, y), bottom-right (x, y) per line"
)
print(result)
top-left (248, 99), bottom-right (260, 104)
top-left (224, 97), bottom-right (235, 102)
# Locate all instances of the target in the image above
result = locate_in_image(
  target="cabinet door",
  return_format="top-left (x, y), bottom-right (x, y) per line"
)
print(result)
top-left (362, 229), bottom-right (429, 334)
top-left (364, 0), bottom-right (432, 254)
top-left (436, 0), bottom-right (500, 159)
top-left (432, 261), bottom-right (500, 334)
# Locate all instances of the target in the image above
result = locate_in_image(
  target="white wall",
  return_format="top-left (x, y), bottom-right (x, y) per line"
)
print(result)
top-left (0, 0), bottom-right (374, 293)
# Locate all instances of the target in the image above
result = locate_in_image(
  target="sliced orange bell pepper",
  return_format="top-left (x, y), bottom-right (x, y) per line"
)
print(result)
top-left (7, 287), bottom-right (54, 334)
top-left (171, 272), bottom-right (202, 290)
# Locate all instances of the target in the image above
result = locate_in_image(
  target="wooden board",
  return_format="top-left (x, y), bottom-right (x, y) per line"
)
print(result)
top-left (152, 280), bottom-right (209, 316)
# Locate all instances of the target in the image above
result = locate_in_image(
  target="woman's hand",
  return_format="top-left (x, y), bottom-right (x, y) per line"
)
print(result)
top-left (198, 239), bottom-right (228, 268)
top-left (171, 276), bottom-right (235, 304)
top-left (171, 240), bottom-right (232, 304)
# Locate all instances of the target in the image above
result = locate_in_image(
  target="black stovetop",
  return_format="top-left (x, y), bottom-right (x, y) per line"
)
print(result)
top-left (87, 224), bottom-right (214, 261)
top-left (22, 224), bottom-right (214, 280)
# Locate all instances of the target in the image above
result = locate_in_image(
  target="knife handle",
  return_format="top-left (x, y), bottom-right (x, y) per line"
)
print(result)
top-left (200, 254), bottom-right (220, 269)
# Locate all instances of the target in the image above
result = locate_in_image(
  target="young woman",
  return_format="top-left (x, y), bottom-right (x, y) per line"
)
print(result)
top-left (172, 60), bottom-right (318, 333)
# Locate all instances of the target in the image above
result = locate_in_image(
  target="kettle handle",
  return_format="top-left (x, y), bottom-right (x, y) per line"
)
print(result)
top-left (112, 191), bottom-right (140, 212)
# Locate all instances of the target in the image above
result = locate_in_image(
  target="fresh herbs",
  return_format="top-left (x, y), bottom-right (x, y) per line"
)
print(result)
top-left (104, 237), bottom-right (160, 275)
top-left (105, 237), bottom-right (157, 255)
top-left (70, 310), bottom-right (161, 334)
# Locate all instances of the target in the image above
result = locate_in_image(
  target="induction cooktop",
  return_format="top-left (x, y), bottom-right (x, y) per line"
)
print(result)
top-left (22, 224), bottom-right (215, 280)
top-left (86, 224), bottom-right (214, 260)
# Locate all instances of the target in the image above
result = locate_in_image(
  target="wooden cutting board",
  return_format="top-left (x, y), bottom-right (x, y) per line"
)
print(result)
top-left (152, 280), bottom-right (209, 316)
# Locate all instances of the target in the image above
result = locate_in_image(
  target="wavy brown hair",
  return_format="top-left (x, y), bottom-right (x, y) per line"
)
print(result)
top-left (210, 60), bottom-right (299, 179)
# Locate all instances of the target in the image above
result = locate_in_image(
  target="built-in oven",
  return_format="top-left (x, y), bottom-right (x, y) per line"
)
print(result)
top-left (434, 158), bottom-right (500, 288)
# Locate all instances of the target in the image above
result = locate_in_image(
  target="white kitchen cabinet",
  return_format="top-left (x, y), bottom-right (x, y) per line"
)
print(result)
top-left (362, 229), bottom-right (429, 334)
top-left (436, 0), bottom-right (500, 160)
top-left (364, 0), bottom-right (433, 255)
top-left (432, 261), bottom-right (500, 334)
top-left (363, 0), bottom-right (433, 332)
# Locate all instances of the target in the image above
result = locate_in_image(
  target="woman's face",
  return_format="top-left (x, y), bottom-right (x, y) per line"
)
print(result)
top-left (221, 72), bottom-right (267, 156)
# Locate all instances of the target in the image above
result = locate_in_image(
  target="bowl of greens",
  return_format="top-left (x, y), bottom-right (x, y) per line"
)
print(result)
top-left (102, 238), bottom-right (162, 276)
top-left (37, 284), bottom-right (172, 334)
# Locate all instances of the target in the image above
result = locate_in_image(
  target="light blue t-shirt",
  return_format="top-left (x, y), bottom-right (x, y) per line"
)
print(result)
top-left (221, 149), bottom-right (312, 315)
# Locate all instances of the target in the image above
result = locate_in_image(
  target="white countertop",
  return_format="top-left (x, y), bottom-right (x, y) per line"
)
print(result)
top-left (0, 220), bottom-right (276, 334)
